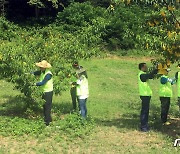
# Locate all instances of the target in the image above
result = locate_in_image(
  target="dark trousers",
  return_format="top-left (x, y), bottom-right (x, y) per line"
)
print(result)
top-left (70, 87), bottom-right (78, 110)
top-left (42, 91), bottom-right (53, 125)
top-left (178, 97), bottom-right (180, 111)
top-left (140, 96), bottom-right (151, 129)
top-left (160, 97), bottom-right (170, 123)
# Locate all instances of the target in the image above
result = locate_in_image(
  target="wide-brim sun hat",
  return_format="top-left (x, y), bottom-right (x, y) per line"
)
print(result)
top-left (36, 60), bottom-right (52, 68)
top-left (76, 68), bottom-right (86, 74)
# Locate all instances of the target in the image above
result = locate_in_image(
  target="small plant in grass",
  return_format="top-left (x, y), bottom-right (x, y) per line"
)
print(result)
top-left (54, 113), bottom-right (95, 138)
top-left (0, 112), bottom-right (95, 138)
top-left (0, 116), bottom-right (45, 137)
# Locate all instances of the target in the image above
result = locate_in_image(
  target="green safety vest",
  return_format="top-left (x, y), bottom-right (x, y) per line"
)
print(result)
top-left (178, 72), bottom-right (180, 97)
top-left (76, 75), bottom-right (89, 97)
top-left (138, 71), bottom-right (152, 96)
top-left (159, 75), bottom-right (172, 97)
top-left (39, 69), bottom-right (53, 92)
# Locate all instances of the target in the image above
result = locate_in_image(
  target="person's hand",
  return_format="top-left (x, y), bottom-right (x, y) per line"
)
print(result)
top-left (71, 84), bottom-right (76, 88)
top-left (152, 69), bottom-right (158, 74)
top-left (167, 78), bottom-right (173, 83)
top-left (171, 78), bottom-right (176, 85)
top-left (72, 82), bottom-right (77, 85)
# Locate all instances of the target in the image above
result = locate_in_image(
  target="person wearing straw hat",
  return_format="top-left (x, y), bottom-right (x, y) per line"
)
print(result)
top-left (33, 60), bottom-right (53, 126)
top-left (71, 62), bottom-right (87, 111)
top-left (175, 64), bottom-right (180, 111)
top-left (76, 68), bottom-right (89, 118)
top-left (159, 67), bottom-right (175, 125)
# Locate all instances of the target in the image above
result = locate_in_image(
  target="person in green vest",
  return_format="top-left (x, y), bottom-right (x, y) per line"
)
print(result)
top-left (70, 62), bottom-right (87, 111)
top-left (159, 68), bottom-right (175, 125)
top-left (175, 64), bottom-right (180, 111)
top-left (138, 63), bottom-right (158, 132)
top-left (33, 60), bottom-right (53, 126)
top-left (76, 68), bottom-right (89, 118)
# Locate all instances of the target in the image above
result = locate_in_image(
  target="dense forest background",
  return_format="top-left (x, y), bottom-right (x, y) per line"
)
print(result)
top-left (0, 0), bottom-right (179, 105)
top-left (1, 0), bottom-right (179, 19)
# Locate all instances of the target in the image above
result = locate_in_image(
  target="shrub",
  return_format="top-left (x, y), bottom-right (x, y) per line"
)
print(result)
top-left (0, 18), bottom-right (101, 109)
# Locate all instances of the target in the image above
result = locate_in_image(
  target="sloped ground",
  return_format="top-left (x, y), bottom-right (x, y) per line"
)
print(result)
top-left (0, 56), bottom-right (179, 153)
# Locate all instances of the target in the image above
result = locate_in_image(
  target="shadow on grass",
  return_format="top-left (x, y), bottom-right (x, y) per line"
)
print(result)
top-left (94, 114), bottom-right (139, 130)
top-left (152, 117), bottom-right (180, 139)
top-left (0, 95), bottom-right (73, 118)
top-left (0, 95), bottom-right (42, 119)
top-left (150, 103), bottom-right (180, 139)
top-left (52, 101), bottom-right (73, 114)
top-left (1, 95), bottom-right (179, 139)
top-left (0, 95), bottom-right (28, 117)
top-left (94, 103), bottom-right (179, 140)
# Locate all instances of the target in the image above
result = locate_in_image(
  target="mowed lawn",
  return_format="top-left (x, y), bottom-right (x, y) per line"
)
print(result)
top-left (0, 56), bottom-right (179, 154)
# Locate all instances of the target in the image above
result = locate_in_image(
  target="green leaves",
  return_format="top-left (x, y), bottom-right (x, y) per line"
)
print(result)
top-left (1, 1), bottom-right (179, 109)
top-left (0, 116), bottom-right (45, 136)
top-left (54, 113), bottom-right (95, 138)
top-left (28, 0), bottom-right (59, 8)
top-left (0, 113), bottom-right (95, 138)
top-left (0, 17), bottom-right (100, 108)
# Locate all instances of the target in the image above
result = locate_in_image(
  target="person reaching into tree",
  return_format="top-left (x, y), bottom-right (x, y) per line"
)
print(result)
top-left (138, 63), bottom-right (158, 132)
top-left (175, 64), bottom-right (180, 111)
top-left (70, 62), bottom-right (87, 111)
top-left (159, 68), bottom-right (176, 125)
top-left (76, 68), bottom-right (89, 119)
top-left (33, 60), bottom-right (53, 126)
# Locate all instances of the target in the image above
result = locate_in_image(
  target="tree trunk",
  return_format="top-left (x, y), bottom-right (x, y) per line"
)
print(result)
top-left (35, 5), bottom-right (39, 18)
top-left (0, 0), bottom-right (5, 16)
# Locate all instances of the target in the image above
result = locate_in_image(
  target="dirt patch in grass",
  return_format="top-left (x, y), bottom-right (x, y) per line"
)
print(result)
top-left (0, 135), bottom-right (39, 153)
top-left (105, 54), bottom-right (155, 62)
top-left (162, 118), bottom-right (180, 138)
top-left (72, 126), bottom-right (167, 153)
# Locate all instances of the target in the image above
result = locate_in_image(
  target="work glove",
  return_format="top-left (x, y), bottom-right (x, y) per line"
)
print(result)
top-left (167, 78), bottom-right (176, 85)
top-left (171, 77), bottom-right (176, 85)
top-left (167, 78), bottom-right (173, 83)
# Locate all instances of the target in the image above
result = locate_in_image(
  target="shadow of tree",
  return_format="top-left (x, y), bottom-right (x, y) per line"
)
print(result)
top-left (0, 95), bottom-right (28, 116)
top-left (1, 94), bottom-right (179, 140)
top-left (0, 95), bottom-right (42, 119)
top-left (52, 101), bottom-right (73, 114)
top-left (0, 95), bottom-right (73, 118)
top-left (150, 102), bottom-right (180, 139)
top-left (94, 102), bottom-right (180, 140)
top-left (94, 114), bottom-right (139, 130)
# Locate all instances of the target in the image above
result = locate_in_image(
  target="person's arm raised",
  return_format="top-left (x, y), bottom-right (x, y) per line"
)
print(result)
top-left (36, 74), bottom-right (52, 86)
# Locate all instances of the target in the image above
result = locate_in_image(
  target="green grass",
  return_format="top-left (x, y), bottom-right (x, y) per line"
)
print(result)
top-left (0, 56), bottom-right (179, 154)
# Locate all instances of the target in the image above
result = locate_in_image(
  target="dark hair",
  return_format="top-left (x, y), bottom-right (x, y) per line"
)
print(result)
top-left (138, 63), bottom-right (146, 70)
top-left (78, 71), bottom-right (88, 79)
top-left (72, 61), bottom-right (79, 66)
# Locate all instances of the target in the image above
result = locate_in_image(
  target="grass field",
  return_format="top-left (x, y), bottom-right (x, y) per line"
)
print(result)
top-left (0, 56), bottom-right (179, 154)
